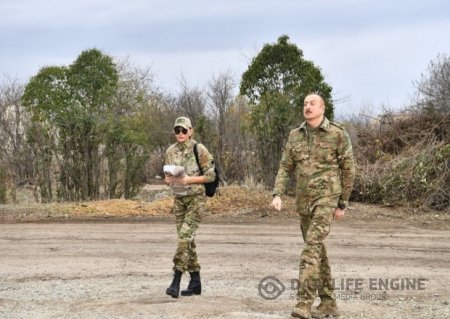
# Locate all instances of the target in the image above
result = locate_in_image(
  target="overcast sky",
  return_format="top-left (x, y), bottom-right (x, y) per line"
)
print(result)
top-left (1, 0), bottom-right (449, 117)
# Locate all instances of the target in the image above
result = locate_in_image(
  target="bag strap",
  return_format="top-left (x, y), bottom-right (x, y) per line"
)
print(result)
top-left (193, 143), bottom-right (204, 175)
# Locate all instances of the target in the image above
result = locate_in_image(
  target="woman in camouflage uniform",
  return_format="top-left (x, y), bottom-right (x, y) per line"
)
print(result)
top-left (164, 116), bottom-right (216, 298)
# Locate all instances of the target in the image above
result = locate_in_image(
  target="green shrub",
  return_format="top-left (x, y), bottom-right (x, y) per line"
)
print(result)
top-left (353, 142), bottom-right (449, 211)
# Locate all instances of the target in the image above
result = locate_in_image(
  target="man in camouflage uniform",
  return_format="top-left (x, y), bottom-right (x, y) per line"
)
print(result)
top-left (164, 116), bottom-right (216, 298)
top-left (271, 94), bottom-right (355, 318)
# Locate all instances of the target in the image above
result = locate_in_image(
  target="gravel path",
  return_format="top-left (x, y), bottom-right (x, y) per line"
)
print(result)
top-left (0, 218), bottom-right (449, 318)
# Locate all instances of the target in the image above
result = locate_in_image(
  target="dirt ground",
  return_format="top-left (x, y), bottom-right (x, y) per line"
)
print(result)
top-left (0, 186), bottom-right (449, 318)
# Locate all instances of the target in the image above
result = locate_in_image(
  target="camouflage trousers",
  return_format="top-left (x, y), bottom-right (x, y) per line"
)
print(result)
top-left (172, 194), bottom-right (206, 273)
top-left (297, 205), bottom-right (336, 306)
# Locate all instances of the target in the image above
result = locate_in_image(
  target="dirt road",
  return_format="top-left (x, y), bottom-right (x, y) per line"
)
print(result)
top-left (0, 216), bottom-right (449, 319)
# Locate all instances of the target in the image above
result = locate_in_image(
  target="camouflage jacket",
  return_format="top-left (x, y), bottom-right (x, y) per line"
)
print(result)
top-left (273, 117), bottom-right (356, 211)
top-left (165, 139), bottom-right (216, 197)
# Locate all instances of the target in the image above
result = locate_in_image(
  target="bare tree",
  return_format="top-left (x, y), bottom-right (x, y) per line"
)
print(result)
top-left (174, 77), bottom-right (216, 148)
top-left (414, 53), bottom-right (450, 115)
top-left (206, 71), bottom-right (236, 167)
top-left (221, 96), bottom-right (260, 183)
top-left (176, 76), bottom-right (206, 123)
top-left (0, 77), bottom-right (33, 202)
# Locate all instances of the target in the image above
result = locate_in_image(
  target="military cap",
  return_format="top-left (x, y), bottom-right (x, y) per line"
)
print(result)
top-left (174, 116), bottom-right (192, 129)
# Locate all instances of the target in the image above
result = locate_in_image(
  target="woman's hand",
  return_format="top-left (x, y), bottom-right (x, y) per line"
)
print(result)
top-left (177, 175), bottom-right (193, 185)
top-left (166, 175), bottom-right (205, 185)
top-left (164, 175), bottom-right (176, 185)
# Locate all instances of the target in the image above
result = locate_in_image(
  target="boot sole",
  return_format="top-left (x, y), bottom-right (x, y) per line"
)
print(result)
top-left (166, 289), bottom-right (179, 298)
top-left (311, 312), bottom-right (340, 318)
top-left (291, 311), bottom-right (310, 319)
top-left (180, 289), bottom-right (201, 296)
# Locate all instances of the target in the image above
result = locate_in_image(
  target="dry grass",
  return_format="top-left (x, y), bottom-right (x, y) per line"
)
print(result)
top-left (48, 186), bottom-right (297, 218)
top-left (1, 186), bottom-right (449, 230)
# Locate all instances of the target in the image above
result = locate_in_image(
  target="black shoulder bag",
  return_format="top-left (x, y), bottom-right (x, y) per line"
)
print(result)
top-left (193, 143), bottom-right (221, 197)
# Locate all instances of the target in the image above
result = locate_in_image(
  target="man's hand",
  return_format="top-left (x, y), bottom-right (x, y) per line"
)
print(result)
top-left (333, 207), bottom-right (346, 220)
top-left (271, 195), bottom-right (282, 211)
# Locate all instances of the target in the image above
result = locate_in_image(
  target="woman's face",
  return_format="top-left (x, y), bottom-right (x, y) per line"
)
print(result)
top-left (174, 126), bottom-right (192, 143)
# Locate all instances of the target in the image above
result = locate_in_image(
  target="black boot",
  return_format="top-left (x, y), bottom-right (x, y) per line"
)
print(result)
top-left (166, 270), bottom-right (182, 298)
top-left (181, 271), bottom-right (201, 296)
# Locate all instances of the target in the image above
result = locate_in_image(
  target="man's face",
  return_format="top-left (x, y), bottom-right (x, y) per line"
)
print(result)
top-left (303, 94), bottom-right (325, 121)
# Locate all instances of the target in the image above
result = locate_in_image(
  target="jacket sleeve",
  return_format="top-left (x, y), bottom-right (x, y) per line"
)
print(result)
top-left (337, 130), bottom-right (356, 204)
top-left (164, 150), bottom-right (170, 165)
top-left (272, 135), bottom-right (296, 197)
top-left (197, 144), bottom-right (216, 183)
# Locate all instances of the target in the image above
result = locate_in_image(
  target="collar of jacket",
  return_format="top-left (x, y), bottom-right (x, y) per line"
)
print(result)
top-left (299, 117), bottom-right (331, 132)
top-left (176, 139), bottom-right (196, 151)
